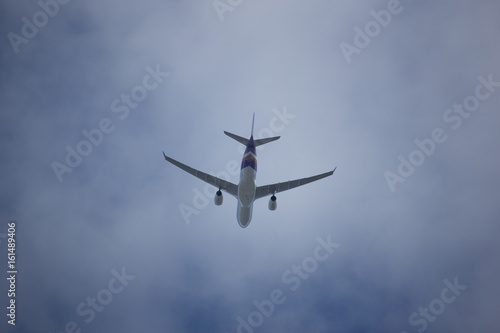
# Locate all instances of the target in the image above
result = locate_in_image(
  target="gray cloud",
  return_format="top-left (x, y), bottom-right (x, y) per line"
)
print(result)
top-left (1, 0), bottom-right (499, 332)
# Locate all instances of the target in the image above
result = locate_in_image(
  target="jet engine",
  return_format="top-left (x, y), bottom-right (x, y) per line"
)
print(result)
top-left (214, 190), bottom-right (223, 206)
top-left (268, 195), bottom-right (277, 211)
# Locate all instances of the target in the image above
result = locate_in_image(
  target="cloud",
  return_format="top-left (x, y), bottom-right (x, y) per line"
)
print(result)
top-left (1, 0), bottom-right (499, 332)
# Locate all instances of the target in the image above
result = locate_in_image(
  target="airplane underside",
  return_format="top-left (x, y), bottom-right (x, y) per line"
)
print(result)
top-left (162, 113), bottom-right (336, 228)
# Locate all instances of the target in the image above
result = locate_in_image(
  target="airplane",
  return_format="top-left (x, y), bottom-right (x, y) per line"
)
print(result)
top-left (163, 114), bottom-right (336, 228)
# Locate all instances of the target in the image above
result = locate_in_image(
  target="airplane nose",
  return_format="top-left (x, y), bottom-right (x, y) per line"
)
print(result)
top-left (237, 206), bottom-right (252, 228)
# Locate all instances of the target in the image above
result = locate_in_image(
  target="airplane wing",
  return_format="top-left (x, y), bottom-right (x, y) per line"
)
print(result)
top-left (163, 152), bottom-right (239, 197)
top-left (254, 167), bottom-right (336, 200)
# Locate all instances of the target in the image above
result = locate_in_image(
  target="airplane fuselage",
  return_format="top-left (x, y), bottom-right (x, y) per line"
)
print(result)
top-left (237, 136), bottom-right (257, 227)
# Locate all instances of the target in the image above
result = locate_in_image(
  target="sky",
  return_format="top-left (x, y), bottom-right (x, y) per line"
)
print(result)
top-left (1, 0), bottom-right (499, 332)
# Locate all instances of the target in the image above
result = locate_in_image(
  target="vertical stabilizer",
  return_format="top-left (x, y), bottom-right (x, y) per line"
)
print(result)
top-left (251, 113), bottom-right (255, 137)
top-left (225, 113), bottom-right (280, 147)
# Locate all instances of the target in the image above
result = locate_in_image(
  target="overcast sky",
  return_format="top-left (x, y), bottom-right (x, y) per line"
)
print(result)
top-left (1, 0), bottom-right (499, 332)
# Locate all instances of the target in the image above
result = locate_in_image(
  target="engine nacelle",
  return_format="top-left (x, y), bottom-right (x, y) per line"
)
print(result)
top-left (214, 190), bottom-right (223, 206)
top-left (268, 195), bottom-right (277, 211)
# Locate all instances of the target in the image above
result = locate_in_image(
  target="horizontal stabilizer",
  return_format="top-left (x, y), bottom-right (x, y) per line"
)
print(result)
top-left (254, 136), bottom-right (280, 147)
top-left (224, 131), bottom-right (249, 146)
top-left (224, 131), bottom-right (280, 147)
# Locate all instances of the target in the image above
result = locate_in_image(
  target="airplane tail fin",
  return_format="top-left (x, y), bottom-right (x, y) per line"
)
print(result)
top-left (224, 113), bottom-right (280, 147)
top-left (251, 112), bottom-right (255, 137)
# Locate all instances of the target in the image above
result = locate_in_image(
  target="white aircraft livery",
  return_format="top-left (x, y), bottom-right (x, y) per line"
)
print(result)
top-left (163, 114), bottom-right (336, 228)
